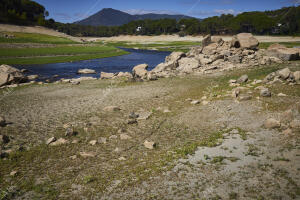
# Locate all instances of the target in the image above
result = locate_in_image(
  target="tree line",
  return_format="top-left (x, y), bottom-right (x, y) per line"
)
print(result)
top-left (1, 0), bottom-right (300, 37)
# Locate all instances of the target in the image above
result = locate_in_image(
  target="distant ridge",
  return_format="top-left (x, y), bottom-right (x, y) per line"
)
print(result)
top-left (75, 8), bottom-right (193, 26)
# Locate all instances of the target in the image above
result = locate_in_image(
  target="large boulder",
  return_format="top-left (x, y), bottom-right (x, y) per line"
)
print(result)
top-left (177, 58), bottom-right (200, 73)
top-left (267, 44), bottom-right (299, 61)
top-left (202, 43), bottom-right (218, 55)
top-left (278, 68), bottom-right (291, 80)
top-left (77, 69), bottom-right (96, 74)
top-left (132, 64), bottom-right (149, 79)
top-left (0, 64), bottom-right (27, 86)
top-left (165, 52), bottom-right (185, 63)
top-left (211, 36), bottom-right (224, 45)
top-left (232, 33), bottom-right (259, 50)
top-left (202, 34), bottom-right (212, 47)
top-left (152, 61), bottom-right (177, 73)
top-left (293, 71), bottom-right (300, 82)
top-left (187, 47), bottom-right (202, 57)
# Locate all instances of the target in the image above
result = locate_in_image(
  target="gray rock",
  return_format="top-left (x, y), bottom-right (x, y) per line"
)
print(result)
top-left (46, 137), bottom-right (56, 145)
top-left (293, 71), bottom-right (300, 82)
top-left (144, 140), bottom-right (156, 149)
top-left (177, 58), bottom-right (200, 73)
top-left (278, 68), bottom-right (291, 80)
top-left (260, 88), bottom-right (272, 97)
top-left (202, 34), bottom-right (212, 47)
top-left (132, 64), bottom-right (149, 79)
top-left (129, 112), bottom-right (139, 119)
top-left (237, 75), bottom-right (249, 83)
top-left (235, 33), bottom-right (259, 50)
top-left (49, 138), bottom-right (69, 146)
top-left (267, 44), bottom-right (299, 61)
top-left (98, 137), bottom-right (107, 144)
top-left (65, 128), bottom-right (77, 137)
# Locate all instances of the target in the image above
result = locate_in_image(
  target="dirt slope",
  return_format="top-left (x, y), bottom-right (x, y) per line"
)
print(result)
top-left (0, 24), bottom-right (82, 43)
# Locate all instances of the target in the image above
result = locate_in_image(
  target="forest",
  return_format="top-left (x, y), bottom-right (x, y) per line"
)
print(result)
top-left (1, 0), bottom-right (300, 37)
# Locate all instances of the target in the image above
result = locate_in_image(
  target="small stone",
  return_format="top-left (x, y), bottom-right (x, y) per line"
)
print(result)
top-left (129, 112), bottom-right (139, 119)
top-left (49, 138), bottom-right (68, 146)
top-left (72, 139), bottom-right (79, 144)
top-left (46, 137), bottom-right (56, 145)
top-left (237, 75), bottom-right (248, 84)
top-left (201, 96), bottom-right (208, 100)
top-left (278, 93), bottom-right (287, 97)
top-left (185, 98), bottom-right (192, 102)
top-left (229, 79), bottom-right (237, 84)
top-left (144, 140), bottom-right (156, 150)
top-left (103, 106), bottom-right (121, 112)
top-left (118, 157), bottom-right (126, 161)
top-left (109, 135), bottom-right (118, 140)
top-left (80, 152), bottom-right (96, 158)
top-left (70, 155), bottom-right (77, 159)
top-left (65, 128), bottom-right (77, 137)
top-left (260, 88), bottom-right (272, 97)
top-left (98, 137), bottom-right (107, 144)
top-left (89, 140), bottom-right (97, 146)
top-left (191, 100), bottom-right (200, 105)
top-left (10, 171), bottom-right (18, 176)
top-left (114, 147), bottom-right (121, 153)
top-left (264, 118), bottom-right (281, 129)
top-left (127, 119), bottom-right (137, 124)
top-left (163, 109), bottom-right (171, 113)
top-left (120, 134), bottom-right (132, 140)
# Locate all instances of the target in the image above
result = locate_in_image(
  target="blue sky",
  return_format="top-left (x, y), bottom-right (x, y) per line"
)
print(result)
top-left (34, 0), bottom-right (300, 23)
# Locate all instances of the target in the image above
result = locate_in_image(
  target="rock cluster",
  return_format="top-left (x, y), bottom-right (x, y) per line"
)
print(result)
top-left (147, 33), bottom-right (267, 77)
top-left (263, 67), bottom-right (300, 85)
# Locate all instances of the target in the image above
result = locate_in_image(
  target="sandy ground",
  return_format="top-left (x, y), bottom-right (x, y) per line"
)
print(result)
top-left (0, 24), bottom-right (82, 43)
top-left (89, 34), bottom-right (300, 43)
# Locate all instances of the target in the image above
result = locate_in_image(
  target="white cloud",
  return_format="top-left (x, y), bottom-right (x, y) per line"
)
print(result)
top-left (123, 9), bottom-right (182, 15)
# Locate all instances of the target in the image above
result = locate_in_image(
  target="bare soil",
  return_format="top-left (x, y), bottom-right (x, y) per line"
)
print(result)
top-left (92, 34), bottom-right (300, 43)
top-left (0, 62), bottom-right (299, 199)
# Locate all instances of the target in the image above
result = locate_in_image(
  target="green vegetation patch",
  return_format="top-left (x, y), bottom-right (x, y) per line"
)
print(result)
top-left (0, 45), bottom-right (129, 64)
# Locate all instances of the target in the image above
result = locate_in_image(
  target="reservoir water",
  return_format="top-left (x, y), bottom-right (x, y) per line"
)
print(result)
top-left (13, 48), bottom-right (171, 81)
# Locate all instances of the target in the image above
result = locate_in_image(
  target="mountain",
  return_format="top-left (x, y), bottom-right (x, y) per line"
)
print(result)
top-left (75, 8), bottom-right (193, 26)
